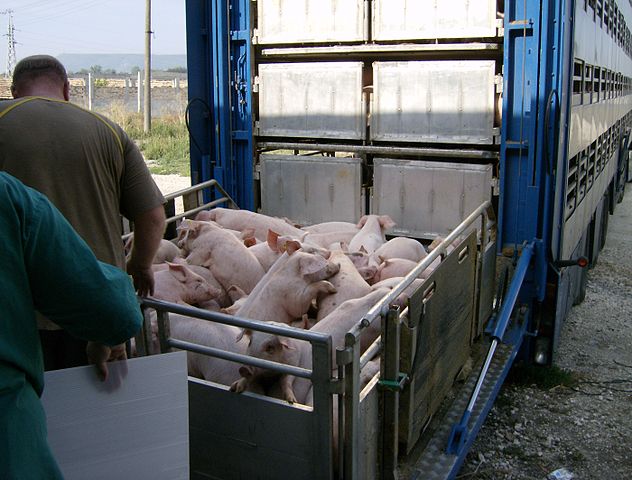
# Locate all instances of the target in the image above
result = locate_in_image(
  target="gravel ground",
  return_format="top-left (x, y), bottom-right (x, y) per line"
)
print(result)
top-left (459, 186), bottom-right (632, 480)
top-left (152, 174), bottom-right (191, 214)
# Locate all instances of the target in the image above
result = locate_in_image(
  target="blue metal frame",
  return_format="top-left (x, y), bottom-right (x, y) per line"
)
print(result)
top-left (185, 0), bottom-right (254, 209)
top-left (499, 0), bottom-right (570, 302)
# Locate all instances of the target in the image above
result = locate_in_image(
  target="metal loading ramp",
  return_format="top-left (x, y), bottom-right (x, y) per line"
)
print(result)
top-left (409, 342), bottom-right (516, 480)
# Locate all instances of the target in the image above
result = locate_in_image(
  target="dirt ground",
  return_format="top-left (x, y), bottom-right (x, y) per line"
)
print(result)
top-left (459, 184), bottom-right (632, 480)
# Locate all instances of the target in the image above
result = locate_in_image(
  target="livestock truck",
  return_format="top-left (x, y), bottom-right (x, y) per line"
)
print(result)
top-left (46, 1), bottom-right (632, 479)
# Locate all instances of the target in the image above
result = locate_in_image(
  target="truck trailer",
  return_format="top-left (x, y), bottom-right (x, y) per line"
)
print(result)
top-left (50, 1), bottom-right (632, 479)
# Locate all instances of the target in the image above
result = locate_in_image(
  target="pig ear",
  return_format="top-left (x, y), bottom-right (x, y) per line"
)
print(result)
top-left (227, 285), bottom-right (247, 302)
top-left (244, 237), bottom-right (257, 248)
top-left (241, 228), bottom-right (256, 240)
top-left (235, 328), bottom-right (252, 343)
top-left (359, 245), bottom-right (368, 254)
top-left (278, 338), bottom-right (296, 350)
top-left (285, 240), bottom-right (301, 255)
top-left (167, 262), bottom-right (189, 281)
top-left (267, 230), bottom-right (280, 252)
top-left (356, 215), bottom-right (369, 228)
top-left (379, 215), bottom-right (396, 230)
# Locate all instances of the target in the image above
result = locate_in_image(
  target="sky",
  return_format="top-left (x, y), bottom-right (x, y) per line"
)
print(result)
top-left (1, 0), bottom-right (187, 67)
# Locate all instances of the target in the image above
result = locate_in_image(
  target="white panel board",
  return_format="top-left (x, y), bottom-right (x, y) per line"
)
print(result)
top-left (372, 61), bottom-right (497, 144)
top-left (373, 158), bottom-right (493, 238)
top-left (257, 0), bottom-right (365, 44)
top-left (258, 62), bottom-right (365, 140)
top-left (373, 0), bottom-right (497, 41)
top-left (42, 352), bottom-right (189, 480)
top-left (260, 154), bottom-right (363, 225)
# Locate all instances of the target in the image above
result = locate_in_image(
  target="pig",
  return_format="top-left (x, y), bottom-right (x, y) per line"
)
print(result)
top-left (302, 229), bottom-right (359, 250)
top-left (316, 250), bottom-right (372, 322)
top-left (153, 239), bottom-right (182, 264)
top-left (167, 313), bottom-right (249, 386)
top-left (177, 219), bottom-right (265, 294)
top-left (369, 236), bottom-right (427, 267)
top-left (233, 290), bottom-right (393, 407)
top-left (347, 214), bottom-right (396, 255)
top-left (230, 322), bottom-right (312, 404)
top-left (247, 229), bottom-right (302, 271)
top-left (312, 288), bottom-right (392, 363)
top-left (200, 207), bottom-right (307, 241)
top-left (124, 235), bottom-right (182, 264)
top-left (302, 221), bottom-right (360, 235)
top-left (152, 262), bottom-right (222, 305)
top-left (372, 258), bottom-right (437, 284)
top-left (154, 257), bottom-right (232, 308)
top-left (235, 250), bottom-right (340, 324)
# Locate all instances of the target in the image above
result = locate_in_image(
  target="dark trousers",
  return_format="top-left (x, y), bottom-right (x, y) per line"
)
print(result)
top-left (39, 330), bottom-right (88, 371)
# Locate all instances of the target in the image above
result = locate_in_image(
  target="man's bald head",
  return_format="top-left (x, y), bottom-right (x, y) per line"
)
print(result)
top-left (11, 55), bottom-right (70, 101)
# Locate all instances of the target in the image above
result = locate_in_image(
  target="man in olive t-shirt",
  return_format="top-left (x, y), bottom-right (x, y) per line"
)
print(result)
top-left (0, 55), bottom-right (166, 370)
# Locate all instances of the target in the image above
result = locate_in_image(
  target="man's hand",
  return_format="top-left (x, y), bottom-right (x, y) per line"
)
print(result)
top-left (86, 342), bottom-right (128, 381)
top-left (127, 258), bottom-right (155, 297)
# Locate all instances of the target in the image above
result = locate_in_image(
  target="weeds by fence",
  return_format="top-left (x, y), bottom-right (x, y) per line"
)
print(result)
top-left (99, 102), bottom-right (190, 176)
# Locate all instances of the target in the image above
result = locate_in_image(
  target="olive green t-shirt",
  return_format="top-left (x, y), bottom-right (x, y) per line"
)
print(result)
top-left (0, 96), bottom-right (165, 269)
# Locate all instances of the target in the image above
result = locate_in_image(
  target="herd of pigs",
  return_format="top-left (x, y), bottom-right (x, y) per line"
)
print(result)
top-left (141, 207), bottom-right (453, 407)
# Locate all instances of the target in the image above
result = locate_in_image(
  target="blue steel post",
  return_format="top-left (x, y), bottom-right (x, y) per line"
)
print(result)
top-left (185, 0), bottom-right (214, 188)
top-left (500, 0), bottom-right (570, 307)
top-left (229, 0), bottom-right (254, 210)
top-left (185, 0), bottom-right (254, 209)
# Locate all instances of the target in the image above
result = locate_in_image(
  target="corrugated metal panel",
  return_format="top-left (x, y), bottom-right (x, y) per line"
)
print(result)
top-left (372, 61), bottom-right (497, 144)
top-left (257, 0), bottom-right (365, 44)
top-left (258, 62), bottom-right (365, 140)
top-left (42, 352), bottom-right (189, 480)
top-left (260, 154), bottom-right (363, 225)
top-left (372, 0), bottom-right (497, 41)
top-left (373, 158), bottom-right (493, 238)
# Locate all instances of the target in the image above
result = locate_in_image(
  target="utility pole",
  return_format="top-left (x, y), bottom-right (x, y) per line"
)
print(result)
top-left (2, 9), bottom-right (16, 79)
top-left (144, 0), bottom-right (152, 132)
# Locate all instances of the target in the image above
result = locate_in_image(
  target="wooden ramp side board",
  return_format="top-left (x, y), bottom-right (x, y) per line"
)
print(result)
top-left (399, 232), bottom-right (477, 452)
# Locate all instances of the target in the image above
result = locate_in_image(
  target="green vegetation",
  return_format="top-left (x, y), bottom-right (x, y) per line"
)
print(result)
top-left (99, 102), bottom-right (190, 176)
top-left (507, 364), bottom-right (579, 390)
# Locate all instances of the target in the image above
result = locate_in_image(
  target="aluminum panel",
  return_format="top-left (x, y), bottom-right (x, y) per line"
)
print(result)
top-left (42, 352), bottom-right (189, 480)
top-left (373, 0), bottom-right (497, 41)
top-left (257, 0), bottom-right (365, 44)
top-left (372, 61), bottom-right (496, 144)
top-left (189, 378), bottom-right (332, 479)
top-left (260, 154), bottom-right (363, 225)
top-left (358, 377), bottom-right (380, 480)
top-left (373, 158), bottom-right (493, 238)
top-left (258, 62), bottom-right (365, 140)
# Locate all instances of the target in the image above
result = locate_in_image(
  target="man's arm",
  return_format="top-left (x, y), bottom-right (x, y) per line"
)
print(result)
top-left (127, 205), bottom-right (166, 296)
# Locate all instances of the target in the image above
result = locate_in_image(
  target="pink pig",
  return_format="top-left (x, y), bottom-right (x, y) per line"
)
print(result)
top-left (347, 214), bottom-right (396, 255)
top-left (235, 250), bottom-right (339, 324)
top-left (177, 219), bottom-right (265, 294)
top-left (316, 250), bottom-right (372, 322)
top-left (230, 323), bottom-right (312, 404)
top-left (152, 262), bottom-right (222, 305)
top-left (369, 236), bottom-right (427, 267)
top-left (200, 207), bottom-right (306, 242)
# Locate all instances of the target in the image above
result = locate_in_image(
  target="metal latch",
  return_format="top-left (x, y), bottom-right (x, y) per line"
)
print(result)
top-left (378, 373), bottom-right (408, 392)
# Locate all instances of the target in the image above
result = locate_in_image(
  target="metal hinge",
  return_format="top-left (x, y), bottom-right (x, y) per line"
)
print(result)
top-left (252, 75), bottom-right (260, 93)
top-left (254, 120), bottom-right (260, 135)
top-left (252, 28), bottom-right (259, 45)
top-left (495, 74), bottom-right (504, 94)
top-left (496, 18), bottom-right (504, 37)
